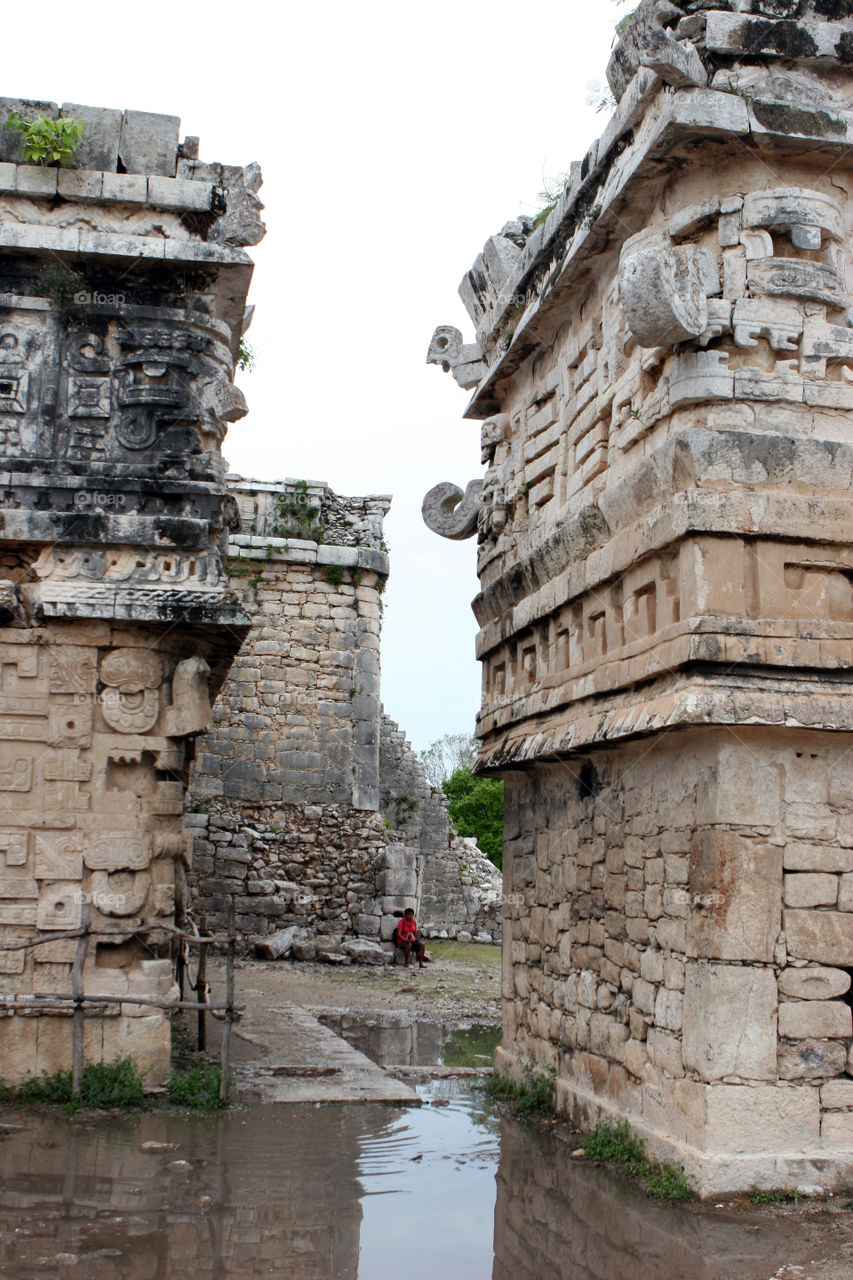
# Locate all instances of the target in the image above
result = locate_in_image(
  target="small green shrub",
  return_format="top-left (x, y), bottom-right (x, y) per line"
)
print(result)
top-left (581, 1118), bottom-right (696, 1202)
top-left (17, 1068), bottom-right (73, 1105)
top-left (6, 111), bottom-right (85, 166)
top-left (277, 481), bottom-right (324, 543)
top-left (485, 1058), bottom-right (555, 1117)
top-left (236, 339), bottom-right (255, 372)
top-left (646, 1163), bottom-right (697, 1203)
top-left (484, 1073), bottom-right (521, 1104)
top-left (15, 1058), bottom-right (144, 1110)
top-left (167, 1063), bottom-right (227, 1110)
top-left (322, 564), bottom-right (346, 587)
top-left (582, 1118), bottom-right (651, 1176)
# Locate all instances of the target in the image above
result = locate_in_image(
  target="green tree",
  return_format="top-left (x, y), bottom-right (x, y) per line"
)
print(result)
top-left (443, 767), bottom-right (504, 869)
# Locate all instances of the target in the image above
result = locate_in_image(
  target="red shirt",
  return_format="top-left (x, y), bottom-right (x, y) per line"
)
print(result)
top-left (397, 916), bottom-right (418, 941)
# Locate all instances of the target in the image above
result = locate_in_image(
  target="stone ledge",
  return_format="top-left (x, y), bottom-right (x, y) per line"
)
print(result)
top-left (0, 162), bottom-right (216, 212)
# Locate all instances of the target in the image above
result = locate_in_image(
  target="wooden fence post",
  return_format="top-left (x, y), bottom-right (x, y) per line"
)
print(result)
top-left (220, 910), bottom-right (235, 1105)
top-left (70, 906), bottom-right (90, 1095)
top-left (196, 916), bottom-right (208, 1052)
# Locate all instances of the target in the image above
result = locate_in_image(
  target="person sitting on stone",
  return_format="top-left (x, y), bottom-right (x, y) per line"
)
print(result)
top-left (393, 908), bottom-right (426, 968)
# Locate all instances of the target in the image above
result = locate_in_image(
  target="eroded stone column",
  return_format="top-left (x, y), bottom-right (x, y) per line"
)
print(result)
top-left (425, 3), bottom-right (853, 1193)
top-left (0, 100), bottom-right (263, 1084)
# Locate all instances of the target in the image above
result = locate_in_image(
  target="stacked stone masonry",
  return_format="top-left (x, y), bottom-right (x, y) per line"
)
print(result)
top-left (0, 100), bottom-right (263, 1084)
top-left (379, 713), bottom-right (501, 942)
top-left (424, 1), bottom-right (853, 1194)
top-left (188, 479), bottom-right (501, 955)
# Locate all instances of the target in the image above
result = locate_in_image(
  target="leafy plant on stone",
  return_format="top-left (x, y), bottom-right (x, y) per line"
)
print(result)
top-left (236, 338), bottom-right (255, 372)
top-left (485, 1058), bottom-right (555, 1117)
top-left (277, 481), bottom-right (324, 543)
top-left (6, 112), bottom-right (85, 166)
top-left (533, 171), bottom-right (574, 228)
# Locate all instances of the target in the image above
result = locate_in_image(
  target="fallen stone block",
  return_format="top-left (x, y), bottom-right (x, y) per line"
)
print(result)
top-left (253, 927), bottom-right (297, 960)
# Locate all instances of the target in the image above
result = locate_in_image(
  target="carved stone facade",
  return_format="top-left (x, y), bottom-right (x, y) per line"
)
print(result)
top-left (0, 100), bottom-right (263, 1084)
top-left (187, 479), bottom-right (502, 955)
top-left (425, 4), bottom-right (853, 1193)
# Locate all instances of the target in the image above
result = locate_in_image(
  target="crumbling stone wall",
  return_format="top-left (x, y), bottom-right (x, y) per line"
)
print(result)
top-left (424, 2), bottom-right (853, 1194)
top-left (188, 480), bottom-right (499, 955)
top-left (0, 99), bottom-right (262, 1084)
top-left (380, 714), bottom-right (501, 941)
top-left (186, 801), bottom-right (390, 958)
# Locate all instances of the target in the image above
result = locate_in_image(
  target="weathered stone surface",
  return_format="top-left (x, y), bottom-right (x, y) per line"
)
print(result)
top-left (704, 1084), bottom-right (820, 1155)
top-left (778, 1039), bottom-right (848, 1081)
top-left (778, 1001), bottom-right (851, 1040)
top-left (784, 873), bottom-right (838, 908)
top-left (118, 109), bottom-right (179, 175)
top-left (253, 927), bottom-right (298, 960)
top-left (687, 833), bottom-right (782, 962)
top-left (683, 965), bottom-right (777, 1082)
top-left (785, 912), bottom-right (853, 966)
top-left (778, 967), bottom-right (851, 1001)
top-left (820, 1080), bottom-right (853, 1110)
top-left (60, 102), bottom-right (122, 170)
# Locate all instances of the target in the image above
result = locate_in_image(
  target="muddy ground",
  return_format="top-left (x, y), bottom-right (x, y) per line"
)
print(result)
top-left (233, 939), bottom-right (502, 1022)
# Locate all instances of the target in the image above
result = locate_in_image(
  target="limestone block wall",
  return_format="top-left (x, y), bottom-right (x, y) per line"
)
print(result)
top-left (0, 99), bottom-right (261, 1085)
top-left (188, 480), bottom-right (499, 951)
top-left (380, 713), bottom-right (502, 941)
top-left (187, 478), bottom-right (391, 950)
top-left (502, 730), bottom-right (853, 1193)
top-left (192, 478), bottom-right (390, 812)
top-left (423, 1), bottom-right (853, 1193)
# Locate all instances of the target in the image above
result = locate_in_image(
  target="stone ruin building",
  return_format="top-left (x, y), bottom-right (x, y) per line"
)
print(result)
top-left (186, 476), bottom-right (502, 959)
top-left (0, 99), bottom-right (265, 1084)
top-left (0, 97), bottom-right (502, 1088)
top-left (424, 1), bottom-right (853, 1194)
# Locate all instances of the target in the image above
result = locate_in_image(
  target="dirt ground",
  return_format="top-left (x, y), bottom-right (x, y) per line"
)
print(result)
top-left (231, 940), bottom-right (502, 1022)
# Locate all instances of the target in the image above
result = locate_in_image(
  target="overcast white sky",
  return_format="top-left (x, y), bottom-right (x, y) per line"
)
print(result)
top-left (13, 1), bottom-right (620, 753)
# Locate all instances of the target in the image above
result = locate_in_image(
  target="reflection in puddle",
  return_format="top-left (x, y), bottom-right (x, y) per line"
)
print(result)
top-left (0, 1088), bottom-right (837, 1280)
top-left (317, 1013), bottom-right (501, 1069)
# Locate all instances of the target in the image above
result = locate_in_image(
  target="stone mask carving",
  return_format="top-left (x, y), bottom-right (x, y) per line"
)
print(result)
top-left (99, 648), bottom-right (163, 734)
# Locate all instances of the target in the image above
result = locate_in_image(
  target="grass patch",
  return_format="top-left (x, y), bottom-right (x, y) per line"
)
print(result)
top-left (747, 1185), bottom-right (800, 1207)
top-left (12, 1058), bottom-right (145, 1113)
top-left (428, 940), bottom-right (501, 968)
top-left (580, 1119), bottom-right (696, 1202)
top-left (581, 1118), bottom-right (651, 1176)
top-left (166, 1063), bottom-right (228, 1111)
top-left (485, 1058), bottom-right (556, 1117)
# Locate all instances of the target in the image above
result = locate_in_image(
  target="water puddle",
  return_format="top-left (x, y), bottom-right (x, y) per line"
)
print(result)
top-left (0, 1086), bottom-right (846, 1279)
top-left (317, 1012), bottom-right (501, 1069)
